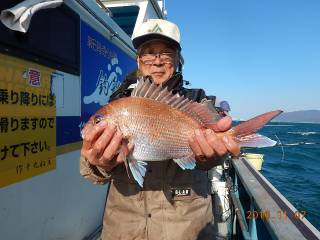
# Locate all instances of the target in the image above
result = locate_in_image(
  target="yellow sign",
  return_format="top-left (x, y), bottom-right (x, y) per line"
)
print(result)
top-left (0, 53), bottom-right (56, 188)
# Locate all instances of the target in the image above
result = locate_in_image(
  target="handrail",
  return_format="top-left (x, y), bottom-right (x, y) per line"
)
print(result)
top-left (227, 175), bottom-right (252, 240)
top-left (150, 0), bottom-right (165, 18)
top-left (95, 0), bottom-right (113, 16)
top-left (231, 157), bottom-right (320, 240)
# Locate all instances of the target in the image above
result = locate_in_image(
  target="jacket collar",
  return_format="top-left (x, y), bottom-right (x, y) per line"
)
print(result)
top-left (162, 72), bottom-right (184, 91)
top-left (130, 70), bottom-right (184, 91)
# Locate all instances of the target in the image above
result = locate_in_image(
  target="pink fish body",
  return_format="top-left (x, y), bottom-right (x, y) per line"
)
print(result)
top-left (97, 97), bottom-right (206, 162)
top-left (91, 77), bottom-right (282, 186)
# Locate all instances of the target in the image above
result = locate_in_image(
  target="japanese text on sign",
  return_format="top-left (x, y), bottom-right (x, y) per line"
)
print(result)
top-left (87, 35), bottom-right (118, 60)
top-left (0, 53), bottom-right (56, 188)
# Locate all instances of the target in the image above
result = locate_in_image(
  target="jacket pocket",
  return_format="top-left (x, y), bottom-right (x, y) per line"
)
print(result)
top-left (169, 169), bottom-right (211, 202)
top-left (166, 188), bottom-right (212, 221)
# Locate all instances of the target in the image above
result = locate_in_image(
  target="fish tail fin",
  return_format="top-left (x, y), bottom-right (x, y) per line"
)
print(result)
top-left (128, 159), bottom-right (147, 187)
top-left (236, 133), bottom-right (277, 148)
top-left (229, 110), bottom-right (282, 148)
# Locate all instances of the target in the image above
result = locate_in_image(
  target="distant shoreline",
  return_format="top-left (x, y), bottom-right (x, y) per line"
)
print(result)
top-left (234, 110), bottom-right (320, 124)
top-left (271, 121), bottom-right (320, 124)
top-left (233, 120), bottom-right (320, 124)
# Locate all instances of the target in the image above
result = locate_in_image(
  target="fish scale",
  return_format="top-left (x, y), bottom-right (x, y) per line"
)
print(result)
top-left (92, 77), bottom-right (282, 187)
top-left (112, 98), bottom-right (197, 161)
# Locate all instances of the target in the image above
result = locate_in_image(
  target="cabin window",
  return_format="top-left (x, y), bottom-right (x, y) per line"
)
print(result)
top-left (0, 0), bottom-right (80, 75)
top-left (108, 6), bottom-right (140, 37)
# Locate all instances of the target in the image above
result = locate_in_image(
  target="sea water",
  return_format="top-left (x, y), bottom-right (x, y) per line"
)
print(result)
top-left (246, 122), bottom-right (320, 230)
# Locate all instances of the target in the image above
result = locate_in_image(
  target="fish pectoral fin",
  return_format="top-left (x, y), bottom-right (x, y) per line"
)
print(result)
top-left (116, 141), bottom-right (131, 179)
top-left (173, 155), bottom-right (196, 170)
top-left (237, 133), bottom-right (277, 148)
top-left (128, 159), bottom-right (147, 187)
top-left (122, 154), bottom-right (131, 180)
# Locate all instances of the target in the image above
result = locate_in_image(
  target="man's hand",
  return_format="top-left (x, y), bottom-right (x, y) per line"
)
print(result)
top-left (80, 120), bottom-right (133, 172)
top-left (188, 116), bottom-right (240, 168)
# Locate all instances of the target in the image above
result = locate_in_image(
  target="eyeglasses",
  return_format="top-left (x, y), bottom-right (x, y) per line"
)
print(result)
top-left (139, 52), bottom-right (175, 65)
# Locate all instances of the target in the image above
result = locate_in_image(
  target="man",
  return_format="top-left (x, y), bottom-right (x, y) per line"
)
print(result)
top-left (217, 100), bottom-right (231, 117)
top-left (80, 19), bottom-right (240, 240)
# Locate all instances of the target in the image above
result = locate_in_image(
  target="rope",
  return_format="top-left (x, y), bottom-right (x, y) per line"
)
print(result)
top-left (275, 141), bottom-right (320, 146)
top-left (274, 134), bottom-right (285, 161)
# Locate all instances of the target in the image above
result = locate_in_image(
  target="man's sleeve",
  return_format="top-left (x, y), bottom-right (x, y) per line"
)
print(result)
top-left (109, 71), bottom-right (137, 101)
top-left (79, 155), bottom-right (112, 184)
top-left (79, 73), bottom-right (137, 184)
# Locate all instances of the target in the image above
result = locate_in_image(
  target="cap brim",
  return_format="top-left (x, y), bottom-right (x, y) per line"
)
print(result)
top-left (132, 33), bottom-right (181, 50)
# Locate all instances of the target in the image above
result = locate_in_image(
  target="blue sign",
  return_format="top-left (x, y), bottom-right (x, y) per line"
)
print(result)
top-left (80, 21), bottom-right (137, 124)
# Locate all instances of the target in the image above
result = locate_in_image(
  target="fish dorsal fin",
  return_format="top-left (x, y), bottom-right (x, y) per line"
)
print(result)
top-left (131, 77), bottom-right (220, 126)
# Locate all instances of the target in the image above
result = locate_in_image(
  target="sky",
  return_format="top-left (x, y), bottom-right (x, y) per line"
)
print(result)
top-left (165, 0), bottom-right (320, 120)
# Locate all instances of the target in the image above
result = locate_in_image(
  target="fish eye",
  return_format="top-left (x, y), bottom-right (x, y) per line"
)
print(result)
top-left (93, 114), bottom-right (105, 124)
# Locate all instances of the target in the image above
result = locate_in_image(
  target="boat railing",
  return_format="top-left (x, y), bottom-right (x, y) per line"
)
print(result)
top-left (226, 157), bottom-right (320, 240)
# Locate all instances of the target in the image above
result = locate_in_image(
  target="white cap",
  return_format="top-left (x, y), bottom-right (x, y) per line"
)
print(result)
top-left (132, 19), bottom-right (181, 50)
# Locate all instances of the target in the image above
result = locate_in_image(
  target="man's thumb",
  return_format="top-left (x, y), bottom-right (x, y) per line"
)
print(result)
top-left (210, 116), bottom-right (232, 132)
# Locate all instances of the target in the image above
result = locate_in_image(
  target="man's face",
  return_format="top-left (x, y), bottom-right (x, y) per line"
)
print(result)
top-left (137, 40), bottom-right (178, 84)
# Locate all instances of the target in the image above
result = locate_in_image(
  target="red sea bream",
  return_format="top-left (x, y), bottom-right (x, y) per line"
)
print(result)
top-left (91, 77), bottom-right (282, 187)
